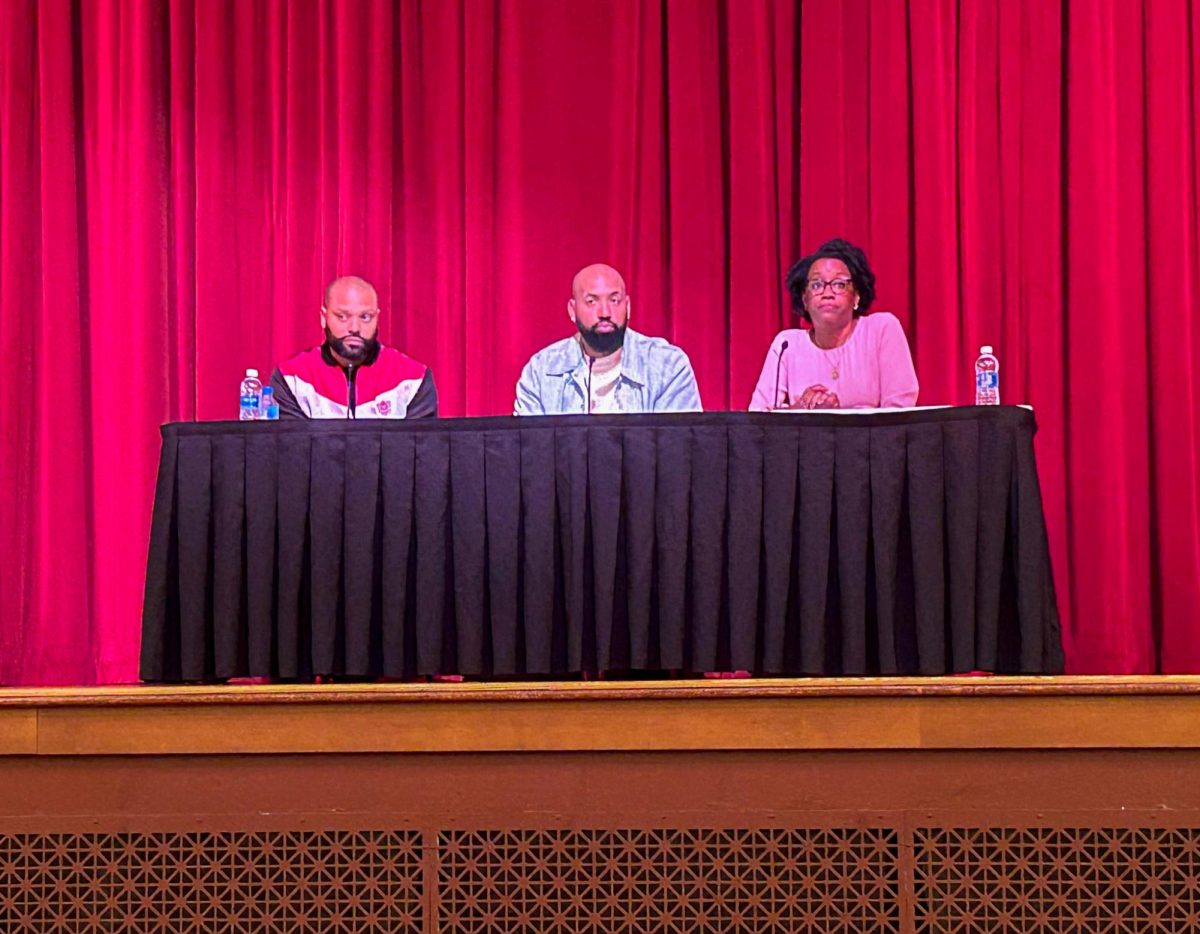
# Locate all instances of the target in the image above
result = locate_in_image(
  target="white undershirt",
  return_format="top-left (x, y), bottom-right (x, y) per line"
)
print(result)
top-left (588, 363), bottom-right (623, 413)
top-left (583, 346), bottom-right (623, 413)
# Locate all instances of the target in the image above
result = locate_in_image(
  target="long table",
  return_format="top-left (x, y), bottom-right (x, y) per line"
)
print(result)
top-left (139, 407), bottom-right (1063, 681)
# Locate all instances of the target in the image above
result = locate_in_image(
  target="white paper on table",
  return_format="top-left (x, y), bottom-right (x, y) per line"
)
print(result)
top-left (765, 403), bottom-right (1032, 414)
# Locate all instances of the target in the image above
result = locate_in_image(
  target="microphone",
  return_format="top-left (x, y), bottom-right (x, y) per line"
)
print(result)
top-left (586, 355), bottom-right (595, 414)
top-left (346, 364), bottom-right (357, 419)
top-left (773, 340), bottom-right (789, 409)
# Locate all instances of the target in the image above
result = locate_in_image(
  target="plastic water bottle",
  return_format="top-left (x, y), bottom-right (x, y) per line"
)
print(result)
top-left (239, 368), bottom-right (262, 420)
top-left (261, 385), bottom-right (279, 420)
top-left (974, 346), bottom-right (1000, 405)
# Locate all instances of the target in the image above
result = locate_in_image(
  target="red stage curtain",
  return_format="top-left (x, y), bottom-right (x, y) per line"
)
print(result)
top-left (2, 0), bottom-right (1198, 684)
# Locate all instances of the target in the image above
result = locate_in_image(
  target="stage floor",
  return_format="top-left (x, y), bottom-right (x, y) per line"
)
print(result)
top-left (3, 675), bottom-right (1200, 755)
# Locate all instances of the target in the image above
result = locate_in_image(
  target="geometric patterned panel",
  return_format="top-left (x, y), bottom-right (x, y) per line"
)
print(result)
top-left (437, 828), bottom-right (901, 933)
top-left (0, 831), bottom-right (422, 934)
top-left (12, 824), bottom-right (1200, 932)
top-left (914, 828), bottom-right (1200, 934)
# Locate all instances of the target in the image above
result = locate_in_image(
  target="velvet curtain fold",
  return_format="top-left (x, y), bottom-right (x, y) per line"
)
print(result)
top-left (2, 0), bottom-right (1198, 684)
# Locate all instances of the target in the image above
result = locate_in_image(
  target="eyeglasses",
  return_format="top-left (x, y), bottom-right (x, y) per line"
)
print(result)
top-left (806, 278), bottom-right (854, 295)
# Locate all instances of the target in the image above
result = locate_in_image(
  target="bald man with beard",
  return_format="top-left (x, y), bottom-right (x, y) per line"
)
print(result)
top-left (270, 275), bottom-right (437, 419)
top-left (514, 263), bottom-right (702, 415)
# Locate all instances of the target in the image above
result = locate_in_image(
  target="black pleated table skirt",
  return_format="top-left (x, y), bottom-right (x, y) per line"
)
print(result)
top-left (140, 408), bottom-right (1063, 681)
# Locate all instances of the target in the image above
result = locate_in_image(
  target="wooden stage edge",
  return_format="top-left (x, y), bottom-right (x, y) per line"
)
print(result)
top-left (2, 675), bottom-right (1199, 756)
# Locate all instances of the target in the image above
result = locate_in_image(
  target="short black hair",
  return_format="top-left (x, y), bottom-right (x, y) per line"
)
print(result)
top-left (784, 238), bottom-right (877, 321)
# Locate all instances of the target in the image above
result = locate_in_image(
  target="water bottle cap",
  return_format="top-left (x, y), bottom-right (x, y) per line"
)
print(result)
top-left (979, 345), bottom-right (993, 355)
top-left (245, 368), bottom-right (259, 378)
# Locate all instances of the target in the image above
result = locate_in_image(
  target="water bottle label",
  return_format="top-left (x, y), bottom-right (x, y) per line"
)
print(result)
top-left (975, 372), bottom-right (998, 390)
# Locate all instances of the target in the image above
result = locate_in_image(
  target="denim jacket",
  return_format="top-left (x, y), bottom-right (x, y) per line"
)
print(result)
top-left (514, 329), bottom-right (703, 415)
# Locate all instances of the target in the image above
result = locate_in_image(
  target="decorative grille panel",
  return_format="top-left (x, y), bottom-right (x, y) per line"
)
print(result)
top-left (0, 830), bottom-right (422, 933)
top-left (914, 827), bottom-right (1200, 933)
top-left (436, 828), bottom-right (901, 933)
top-left (7, 824), bottom-right (1200, 932)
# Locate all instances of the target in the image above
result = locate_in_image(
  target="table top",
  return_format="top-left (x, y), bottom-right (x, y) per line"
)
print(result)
top-left (161, 405), bottom-right (1038, 438)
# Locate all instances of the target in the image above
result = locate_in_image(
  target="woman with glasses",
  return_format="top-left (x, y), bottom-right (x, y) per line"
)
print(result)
top-left (748, 238), bottom-right (918, 410)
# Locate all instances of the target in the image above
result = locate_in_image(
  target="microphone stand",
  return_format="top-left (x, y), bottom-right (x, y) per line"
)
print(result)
top-left (773, 340), bottom-right (789, 409)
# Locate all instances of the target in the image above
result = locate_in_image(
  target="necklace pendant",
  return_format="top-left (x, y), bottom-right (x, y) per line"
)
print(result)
top-left (831, 367), bottom-right (839, 380)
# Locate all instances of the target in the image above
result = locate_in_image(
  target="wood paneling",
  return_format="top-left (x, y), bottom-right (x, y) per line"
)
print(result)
top-left (3, 678), bottom-right (1200, 755)
top-left (0, 709), bottom-right (36, 754)
top-left (5, 679), bottom-right (1200, 932)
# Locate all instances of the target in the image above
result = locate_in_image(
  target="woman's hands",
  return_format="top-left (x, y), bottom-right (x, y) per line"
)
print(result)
top-left (776, 384), bottom-right (840, 410)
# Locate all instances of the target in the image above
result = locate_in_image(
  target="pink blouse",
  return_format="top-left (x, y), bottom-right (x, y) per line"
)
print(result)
top-left (748, 312), bottom-right (919, 410)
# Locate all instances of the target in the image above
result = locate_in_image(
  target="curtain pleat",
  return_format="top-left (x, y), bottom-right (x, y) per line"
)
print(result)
top-left (484, 431), bottom-right (522, 673)
top-left (906, 426), bottom-right (946, 674)
top-left (450, 431), bottom-right (487, 674)
top-left (413, 434), bottom-right (450, 674)
top-left (343, 433), bottom-right (382, 674)
top-left (211, 436), bottom-right (246, 678)
top-left (519, 429), bottom-right (557, 674)
top-left (175, 436), bottom-right (213, 681)
top-left (834, 429), bottom-right (870, 673)
top-left (689, 426), bottom-right (727, 671)
top-left (380, 433), bottom-right (417, 675)
top-left (587, 428), bottom-right (623, 671)
top-left (622, 431), bottom-right (658, 670)
top-left (274, 433), bottom-right (311, 679)
top-left (245, 432), bottom-right (279, 673)
top-left (727, 426), bottom-right (765, 672)
top-left (868, 427), bottom-right (907, 673)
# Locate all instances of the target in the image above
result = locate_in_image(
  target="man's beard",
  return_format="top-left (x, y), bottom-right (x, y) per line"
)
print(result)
top-left (577, 320), bottom-right (626, 356)
top-left (325, 327), bottom-right (379, 364)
